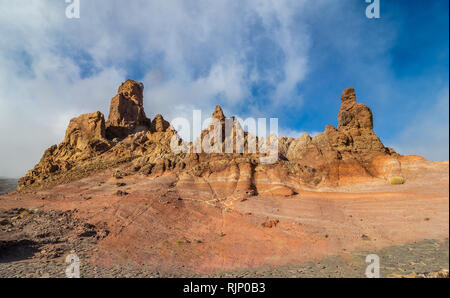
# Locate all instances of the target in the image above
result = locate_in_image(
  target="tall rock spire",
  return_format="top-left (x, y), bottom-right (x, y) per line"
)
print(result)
top-left (105, 80), bottom-right (151, 139)
top-left (338, 88), bottom-right (374, 130)
top-left (336, 88), bottom-right (384, 152)
top-left (211, 105), bottom-right (225, 122)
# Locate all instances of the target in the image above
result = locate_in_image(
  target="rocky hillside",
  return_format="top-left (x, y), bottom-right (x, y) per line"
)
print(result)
top-left (18, 80), bottom-right (409, 194)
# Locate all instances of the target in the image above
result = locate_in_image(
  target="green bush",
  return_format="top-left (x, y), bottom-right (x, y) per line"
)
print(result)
top-left (389, 176), bottom-right (405, 185)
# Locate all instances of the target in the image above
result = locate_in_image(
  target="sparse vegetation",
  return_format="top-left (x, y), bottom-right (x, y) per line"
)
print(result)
top-left (389, 176), bottom-right (405, 185)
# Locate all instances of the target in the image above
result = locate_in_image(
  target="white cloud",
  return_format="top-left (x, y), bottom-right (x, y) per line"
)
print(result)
top-left (388, 88), bottom-right (449, 161)
top-left (277, 128), bottom-right (320, 139)
top-left (0, 0), bottom-right (316, 177)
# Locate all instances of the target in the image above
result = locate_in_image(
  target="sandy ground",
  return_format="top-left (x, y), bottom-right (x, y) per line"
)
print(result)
top-left (0, 160), bottom-right (448, 277)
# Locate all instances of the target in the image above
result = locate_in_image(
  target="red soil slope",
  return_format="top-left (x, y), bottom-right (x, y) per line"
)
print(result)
top-left (1, 159), bottom-right (447, 273)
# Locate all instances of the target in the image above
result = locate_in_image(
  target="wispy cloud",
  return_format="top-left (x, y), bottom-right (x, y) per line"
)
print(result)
top-left (0, 0), bottom-right (447, 177)
top-left (388, 88), bottom-right (449, 161)
top-left (0, 0), bottom-right (318, 177)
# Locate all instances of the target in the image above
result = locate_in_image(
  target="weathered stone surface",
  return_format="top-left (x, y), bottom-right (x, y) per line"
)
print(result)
top-left (118, 79), bottom-right (144, 106)
top-left (65, 111), bottom-right (109, 151)
top-left (18, 85), bottom-right (406, 191)
top-left (17, 112), bottom-right (113, 189)
top-left (212, 105), bottom-right (226, 122)
top-left (151, 114), bottom-right (170, 133)
top-left (336, 88), bottom-right (385, 154)
top-left (338, 88), bottom-right (372, 130)
top-left (281, 89), bottom-right (398, 186)
top-left (105, 80), bottom-right (151, 139)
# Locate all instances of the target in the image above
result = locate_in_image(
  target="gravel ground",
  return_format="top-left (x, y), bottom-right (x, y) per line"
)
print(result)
top-left (0, 205), bottom-right (448, 278)
top-left (0, 239), bottom-right (448, 278)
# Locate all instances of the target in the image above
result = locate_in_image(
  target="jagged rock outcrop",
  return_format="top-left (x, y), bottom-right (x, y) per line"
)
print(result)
top-left (65, 111), bottom-right (110, 153)
top-left (211, 105), bottom-right (226, 122)
top-left (337, 88), bottom-right (385, 153)
top-left (151, 114), bottom-right (171, 133)
top-left (18, 82), bottom-right (404, 193)
top-left (281, 88), bottom-right (394, 185)
top-left (18, 111), bottom-right (111, 188)
top-left (105, 80), bottom-right (151, 139)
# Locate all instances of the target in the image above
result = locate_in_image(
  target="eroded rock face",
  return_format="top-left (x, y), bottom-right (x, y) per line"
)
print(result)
top-left (118, 79), bottom-right (144, 106)
top-left (18, 112), bottom-right (112, 189)
top-left (105, 80), bottom-right (151, 139)
top-left (65, 111), bottom-right (109, 151)
top-left (18, 84), bottom-right (405, 192)
top-left (336, 88), bottom-right (385, 153)
top-left (151, 114), bottom-right (170, 133)
top-left (281, 88), bottom-right (393, 186)
top-left (339, 88), bottom-right (372, 129)
top-left (212, 105), bottom-right (226, 122)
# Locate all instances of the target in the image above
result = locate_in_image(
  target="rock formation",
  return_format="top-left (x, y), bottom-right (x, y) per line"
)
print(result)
top-left (105, 80), bottom-right (151, 139)
top-left (65, 111), bottom-right (110, 153)
top-left (18, 82), bottom-right (403, 194)
top-left (337, 88), bottom-right (385, 153)
top-left (150, 114), bottom-right (170, 133)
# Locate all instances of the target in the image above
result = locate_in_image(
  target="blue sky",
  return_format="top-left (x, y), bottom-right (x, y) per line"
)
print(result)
top-left (0, 0), bottom-right (448, 177)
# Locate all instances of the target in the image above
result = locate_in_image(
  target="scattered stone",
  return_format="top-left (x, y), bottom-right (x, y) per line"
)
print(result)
top-left (112, 170), bottom-right (126, 179)
top-left (116, 190), bottom-right (129, 196)
top-left (262, 219), bottom-right (279, 228)
top-left (0, 208), bottom-right (107, 265)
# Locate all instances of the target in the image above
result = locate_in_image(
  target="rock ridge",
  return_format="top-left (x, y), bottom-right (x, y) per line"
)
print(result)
top-left (18, 82), bottom-right (405, 194)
